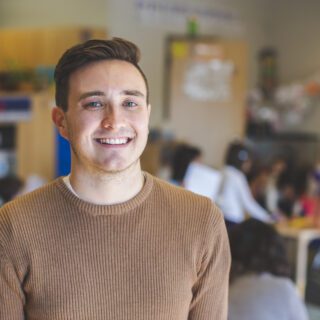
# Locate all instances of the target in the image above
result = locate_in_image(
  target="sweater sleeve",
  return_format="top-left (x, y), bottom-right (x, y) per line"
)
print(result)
top-left (188, 205), bottom-right (231, 320)
top-left (0, 252), bottom-right (25, 319)
top-left (0, 208), bottom-right (25, 319)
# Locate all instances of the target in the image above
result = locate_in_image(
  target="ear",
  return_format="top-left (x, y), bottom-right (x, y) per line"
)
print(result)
top-left (52, 107), bottom-right (69, 140)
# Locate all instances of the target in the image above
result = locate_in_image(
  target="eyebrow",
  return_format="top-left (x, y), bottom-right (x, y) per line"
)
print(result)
top-left (78, 89), bottom-right (145, 101)
top-left (78, 91), bottom-right (105, 101)
top-left (121, 90), bottom-right (145, 98)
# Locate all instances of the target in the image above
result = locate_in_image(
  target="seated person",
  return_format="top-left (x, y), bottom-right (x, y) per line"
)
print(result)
top-left (276, 169), bottom-right (299, 219)
top-left (247, 164), bottom-right (270, 210)
top-left (0, 175), bottom-right (24, 206)
top-left (217, 141), bottom-right (272, 226)
top-left (265, 156), bottom-right (288, 214)
top-left (294, 164), bottom-right (320, 218)
top-left (228, 218), bottom-right (309, 320)
top-left (170, 143), bottom-right (202, 186)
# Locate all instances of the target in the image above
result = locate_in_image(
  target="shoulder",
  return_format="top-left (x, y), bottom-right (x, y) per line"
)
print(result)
top-left (269, 275), bottom-right (302, 297)
top-left (149, 175), bottom-right (230, 262)
top-left (0, 178), bottom-right (62, 226)
top-left (149, 174), bottom-right (226, 233)
top-left (0, 178), bottom-right (65, 252)
top-left (260, 273), bottom-right (296, 292)
top-left (226, 166), bottom-right (245, 181)
top-left (259, 274), bottom-right (308, 318)
top-left (231, 273), bottom-right (298, 297)
top-left (153, 175), bottom-right (221, 212)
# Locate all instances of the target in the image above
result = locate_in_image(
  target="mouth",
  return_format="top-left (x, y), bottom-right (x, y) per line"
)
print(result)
top-left (95, 137), bottom-right (133, 145)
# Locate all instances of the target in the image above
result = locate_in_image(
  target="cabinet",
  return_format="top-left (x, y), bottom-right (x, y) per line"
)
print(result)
top-left (0, 27), bottom-right (107, 69)
top-left (15, 92), bottom-right (55, 181)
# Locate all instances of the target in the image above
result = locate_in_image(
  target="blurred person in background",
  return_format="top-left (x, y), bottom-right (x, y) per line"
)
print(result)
top-left (217, 141), bottom-right (273, 229)
top-left (228, 218), bottom-right (309, 320)
top-left (292, 165), bottom-right (317, 218)
top-left (170, 143), bottom-right (202, 186)
top-left (247, 164), bottom-right (270, 210)
top-left (266, 156), bottom-right (288, 214)
top-left (276, 169), bottom-right (297, 219)
top-left (17, 174), bottom-right (47, 196)
top-left (308, 162), bottom-right (320, 227)
top-left (0, 175), bottom-right (24, 206)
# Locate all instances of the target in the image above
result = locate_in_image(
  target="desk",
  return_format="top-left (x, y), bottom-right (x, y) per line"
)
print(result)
top-left (277, 223), bottom-right (320, 299)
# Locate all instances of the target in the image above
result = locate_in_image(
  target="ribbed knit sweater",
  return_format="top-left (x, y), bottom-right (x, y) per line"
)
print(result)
top-left (0, 172), bottom-right (230, 320)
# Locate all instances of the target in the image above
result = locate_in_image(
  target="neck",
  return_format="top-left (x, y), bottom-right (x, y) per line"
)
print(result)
top-left (69, 162), bottom-right (145, 205)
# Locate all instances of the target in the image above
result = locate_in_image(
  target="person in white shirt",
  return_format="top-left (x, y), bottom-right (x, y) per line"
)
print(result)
top-left (265, 157), bottom-right (288, 214)
top-left (217, 141), bottom-right (272, 226)
top-left (228, 218), bottom-right (309, 320)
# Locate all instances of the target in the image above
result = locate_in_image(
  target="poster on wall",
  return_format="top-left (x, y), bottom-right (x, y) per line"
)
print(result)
top-left (0, 96), bottom-right (31, 122)
top-left (182, 45), bottom-right (235, 102)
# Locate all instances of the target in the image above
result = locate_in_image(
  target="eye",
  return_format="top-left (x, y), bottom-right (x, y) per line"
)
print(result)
top-left (84, 101), bottom-right (104, 110)
top-left (123, 100), bottom-right (138, 108)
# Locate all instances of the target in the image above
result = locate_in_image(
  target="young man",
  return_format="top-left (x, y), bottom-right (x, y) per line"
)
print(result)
top-left (0, 38), bottom-right (230, 319)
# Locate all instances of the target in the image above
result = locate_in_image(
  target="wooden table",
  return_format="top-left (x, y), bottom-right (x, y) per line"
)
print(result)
top-left (276, 222), bottom-right (320, 299)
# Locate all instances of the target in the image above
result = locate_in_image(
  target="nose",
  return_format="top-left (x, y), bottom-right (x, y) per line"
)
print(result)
top-left (101, 105), bottom-right (124, 130)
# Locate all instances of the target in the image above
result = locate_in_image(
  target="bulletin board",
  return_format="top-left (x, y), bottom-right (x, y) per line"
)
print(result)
top-left (163, 35), bottom-right (248, 167)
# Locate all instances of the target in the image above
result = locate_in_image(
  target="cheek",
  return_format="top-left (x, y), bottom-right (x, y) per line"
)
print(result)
top-left (136, 120), bottom-right (149, 139)
top-left (133, 112), bottom-right (150, 132)
top-left (66, 115), bottom-right (93, 141)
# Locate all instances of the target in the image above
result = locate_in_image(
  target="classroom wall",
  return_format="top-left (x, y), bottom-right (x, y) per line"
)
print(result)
top-left (267, 0), bottom-right (320, 82)
top-left (0, 0), bottom-right (108, 28)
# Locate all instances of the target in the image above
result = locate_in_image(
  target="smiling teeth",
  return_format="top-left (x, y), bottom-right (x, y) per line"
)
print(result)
top-left (99, 138), bottom-right (128, 145)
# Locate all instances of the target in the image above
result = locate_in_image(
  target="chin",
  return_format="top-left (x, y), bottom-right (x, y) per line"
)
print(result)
top-left (98, 159), bottom-right (140, 174)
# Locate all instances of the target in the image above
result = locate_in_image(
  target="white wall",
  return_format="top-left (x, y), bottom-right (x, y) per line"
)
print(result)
top-left (268, 0), bottom-right (320, 82)
top-left (0, 0), bottom-right (108, 28)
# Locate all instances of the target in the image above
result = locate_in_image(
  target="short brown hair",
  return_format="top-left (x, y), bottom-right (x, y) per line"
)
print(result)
top-left (54, 37), bottom-right (149, 111)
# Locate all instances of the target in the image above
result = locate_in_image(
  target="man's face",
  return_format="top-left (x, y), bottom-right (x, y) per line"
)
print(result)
top-left (53, 59), bottom-right (151, 175)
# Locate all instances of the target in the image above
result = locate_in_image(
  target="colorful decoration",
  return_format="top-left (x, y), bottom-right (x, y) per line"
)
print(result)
top-left (247, 73), bottom-right (320, 130)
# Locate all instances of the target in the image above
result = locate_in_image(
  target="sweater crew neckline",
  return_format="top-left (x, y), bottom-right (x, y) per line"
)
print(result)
top-left (55, 172), bottom-right (154, 216)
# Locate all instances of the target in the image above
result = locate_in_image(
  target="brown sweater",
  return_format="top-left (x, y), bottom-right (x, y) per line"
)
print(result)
top-left (0, 173), bottom-right (230, 320)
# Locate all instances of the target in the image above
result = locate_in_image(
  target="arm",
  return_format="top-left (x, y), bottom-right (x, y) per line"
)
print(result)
top-left (237, 173), bottom-right (272, 222)
top-left (188, 207), bottom-right (231, 320)
top-left (0, 209), bottom-right (25, 319)
top-left (0, 252), bottom-right (25, 319)
top-left (266, 183), bottom-right (278, 213)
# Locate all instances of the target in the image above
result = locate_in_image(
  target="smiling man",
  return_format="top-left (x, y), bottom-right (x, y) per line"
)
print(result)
top-left (0, 38), bottom-right (230, 320)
